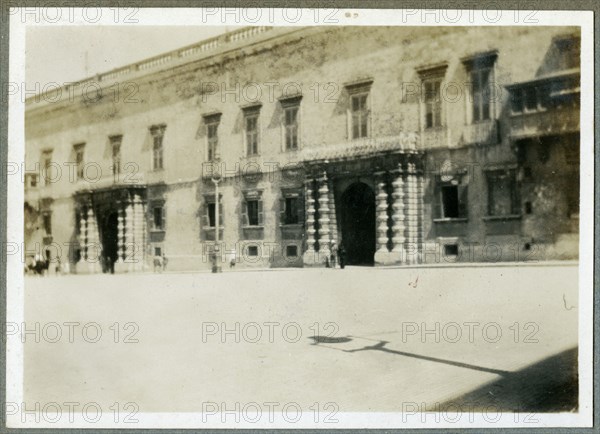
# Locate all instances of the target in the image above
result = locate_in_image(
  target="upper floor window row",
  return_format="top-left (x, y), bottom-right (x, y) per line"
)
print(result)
top-left (417, 51), bottom-right (498, 130)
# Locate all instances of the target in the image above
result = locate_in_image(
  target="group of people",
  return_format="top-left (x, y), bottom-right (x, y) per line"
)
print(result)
top-left (25, 254), bottom-right (68, 276)
top-left (153, 253), bottom-right (169, 272)
top-left (326, 242), bottom-right (347, 269)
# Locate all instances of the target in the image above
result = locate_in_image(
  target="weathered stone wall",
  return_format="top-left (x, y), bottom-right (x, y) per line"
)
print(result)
top-left (24, 25), bottom-right (580, 270)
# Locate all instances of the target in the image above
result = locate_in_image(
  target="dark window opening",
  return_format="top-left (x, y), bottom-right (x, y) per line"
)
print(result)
top-left (207, 203), bottom-right (216, 227)
top-left (286, 245), bottom-right (298, 257)
top-left (153, 206), bottom-right (164, 230)
top-left (444, 244), bottom-right (459, 256)
top-left (247, 245), bottom-right (259, 256)
top-left (284, 197), bottom-right (299, 224)
top-left (441, 186), bottom-right (459, 218)
top-left (247, 200), bottom-right (259, 226)
top-left (42, 213), bottom-right (52, 235)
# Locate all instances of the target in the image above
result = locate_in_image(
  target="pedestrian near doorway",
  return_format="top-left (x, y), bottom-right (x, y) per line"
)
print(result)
top-left (330, 242), bottom-right (337, 268)
top-left (338, 244), bottom-right (346, 269)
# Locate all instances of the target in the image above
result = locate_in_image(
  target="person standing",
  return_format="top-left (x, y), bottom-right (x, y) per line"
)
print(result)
top-left (330, 242), bottom-right (337, 268)
top-left (338, 244), bottom-right (346, 269)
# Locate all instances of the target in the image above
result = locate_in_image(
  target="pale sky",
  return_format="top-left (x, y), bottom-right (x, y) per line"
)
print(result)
top-left (26, 26), bottom-right (231, 87)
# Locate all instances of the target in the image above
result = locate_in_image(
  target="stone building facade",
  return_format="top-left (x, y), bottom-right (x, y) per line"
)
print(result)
top-left (24, 25), bottom-right (580, 272)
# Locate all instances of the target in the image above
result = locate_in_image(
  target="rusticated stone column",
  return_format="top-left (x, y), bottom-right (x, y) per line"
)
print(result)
top-left (76, 206), bottom-right (88, 273)
top-left (114, 203), bottom-right (127, 273)
top-left (327, 178), bottom-right (338, 249)
top-left (302, 179), bottom-right (318, 265)
top-left (85, 206), bottom-right (101, 273)
top-left (416, 166), bottom-right (424, 265)
top-left (133, 194), bottom-right (145, 271)
top-left (374, 172), bottom-right (393, 265)
top-left (390, 169), bottom-right (407, 264)
top-left (406, 161), bottom-right (419, 265)
top-left (124, 198), bottom-right (134, 272)
top-left (317, 174), bottom-right (331, 261)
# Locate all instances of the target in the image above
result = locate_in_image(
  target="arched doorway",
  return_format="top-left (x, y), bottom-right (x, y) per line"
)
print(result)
top-left (100, 211), bottom-right (119, 273)
top-left (339, 182), bottom-right (376, 265)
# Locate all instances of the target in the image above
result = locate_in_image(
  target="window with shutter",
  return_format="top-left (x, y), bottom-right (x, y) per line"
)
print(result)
top-left (486, 169), bottom-right (520, 216)
top-left (435, 175), bottom-right (468, 220)
top-left (242, 201), bottom-right (249, 226)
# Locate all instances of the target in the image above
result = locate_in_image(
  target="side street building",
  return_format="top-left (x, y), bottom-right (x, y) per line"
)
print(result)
top-left (24, 25), bottom-right (580, 272)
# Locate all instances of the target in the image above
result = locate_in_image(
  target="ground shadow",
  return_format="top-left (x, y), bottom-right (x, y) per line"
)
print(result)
top-left (439, 347), bottom-right (578, 413)
top-left (309, 335), bottom-right (353, 344)
top-left (312, 337), bottom-right (578, 412)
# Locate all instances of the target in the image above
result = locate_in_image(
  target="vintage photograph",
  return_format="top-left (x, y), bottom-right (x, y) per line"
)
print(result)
top-left (6, 7), bottom-right (593, 429)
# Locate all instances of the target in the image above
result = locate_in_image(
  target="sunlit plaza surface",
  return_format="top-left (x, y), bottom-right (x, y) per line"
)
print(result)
top-left (23, 263), bottom-right (578, 413)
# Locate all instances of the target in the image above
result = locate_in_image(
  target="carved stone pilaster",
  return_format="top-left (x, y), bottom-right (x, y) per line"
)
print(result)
top-left (327, 178), bottom-right (338, 248)
top-left (406, 162), bottom-right (418, 265)
top-left (390, 169), bottom-right (407, 264)
top-left (133, 195), bottom-right (145, 271)
top-left (317, 174), bottom-right (331, 260)
top-left (85, 206), bottom-right (101, 273)
top-left (302, 180), bottom-right (318, 265)
top-left (374, 173), bottom-right (394, 265)
top-left (124, 199), bottom-right (134, 272)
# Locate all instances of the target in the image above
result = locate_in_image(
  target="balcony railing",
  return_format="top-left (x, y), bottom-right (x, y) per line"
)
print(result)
top-left (300, 133), bottom-right (419, 162)
top-left (460, 119), bottom-right (499, 146)
top-left (509, 107), bottom-right (579, 139)
top-left (420, 127), bottom-right (451, 149)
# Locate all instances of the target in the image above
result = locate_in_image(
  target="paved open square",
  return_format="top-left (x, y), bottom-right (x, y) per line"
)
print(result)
top-left (23, 263), bottom-right (578, 414)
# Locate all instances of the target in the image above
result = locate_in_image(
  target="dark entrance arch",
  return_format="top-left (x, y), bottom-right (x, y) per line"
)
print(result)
top-left (339, 182), bottom-right (376, 265)
top-left (100, 211), bottom-right (119, 273)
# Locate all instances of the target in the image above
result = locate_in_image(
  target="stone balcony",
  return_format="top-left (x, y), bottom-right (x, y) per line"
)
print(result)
top-left (459, 119), bottom-right (499, 146)
top-left (509, 107), bottom-right (580, 140)
top-left (420, 127), bottom-right (451, 149)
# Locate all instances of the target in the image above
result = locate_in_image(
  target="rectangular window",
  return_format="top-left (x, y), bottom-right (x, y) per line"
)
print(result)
top-left (247, 245), bottom-right (259, 256)
top-left (280, 192), bottom-right (304, 225)
top-left (110, 135), bottom-right (122, 176)
top-left (208, 203), bottom-right (216, 227)
top-left (41, 150), bottom-right (53, 186)
top-left (510, 89), bottom-right (524, 114)
top-left (73, 143), bottom-right (85, 180)
top-left (154, 246), bottom-right (162, 256)
top-left (207, 122), bottom-right (219, 161)
top-left (350, 93), bottom-right (369, 139)
top-left (444, 244), bottom-right (459, 256)
top-left (284, 105), bottom-right (299, 150)
top-left (423, 79), bottom-right (442, 129)
top-left (286, 245), bottom-right (298, 257)
top-left (204, 199), bottom-right (223, 229)
top-left (247, 200), bottom-right (259, 226)
top-left (285, 197), bottom-right (299, 224)
top-left (42, 212), bottom-right (52, 235)
top-left (471, 68), bottom-right (491, 122)
top-left (152, 206), bottom-right (164, 231)
top-left (150, 124), bottom-right (166, 170)
top-left (243, 197), bottom-right (263, 227)
top-left (439, 183), bottom-right (468, 219)
top-left (487, 169), bottom-right (520, 216)
top-left (244, 111), bottom-right (260, 156)
top-left (441, 186), bottom-right (459, 218)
